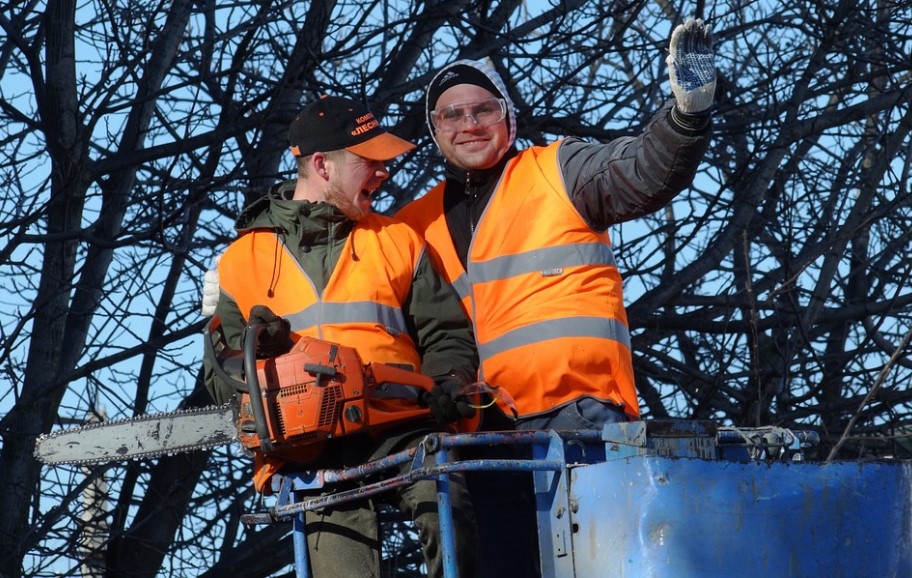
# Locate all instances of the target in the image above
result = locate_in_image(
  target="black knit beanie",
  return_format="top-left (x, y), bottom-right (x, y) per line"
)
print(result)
top-left (426, 64), bottom-right (506, 114)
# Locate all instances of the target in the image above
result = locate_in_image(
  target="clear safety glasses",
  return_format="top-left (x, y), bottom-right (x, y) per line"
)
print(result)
top-left (430, 98), bottom-right (507, 132)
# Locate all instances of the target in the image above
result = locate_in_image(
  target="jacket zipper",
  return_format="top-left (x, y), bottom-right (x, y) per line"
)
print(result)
top-left (466, 172), bottom-right (477, 234)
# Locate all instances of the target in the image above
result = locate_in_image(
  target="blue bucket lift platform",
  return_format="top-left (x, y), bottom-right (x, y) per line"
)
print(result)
top-left (243, 420), bottom-right (912, 578)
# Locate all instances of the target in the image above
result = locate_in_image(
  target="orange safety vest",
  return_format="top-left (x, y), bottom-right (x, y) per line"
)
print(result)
top-left (218, 213), bottom-right (425, 490)
top-left (219, 213), bottom-right (423, 369)
top-left (397, 141), bottom-right (639, 420)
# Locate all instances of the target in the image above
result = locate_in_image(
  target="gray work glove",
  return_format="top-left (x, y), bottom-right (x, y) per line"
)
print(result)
top-left (666, 17), bottom-right (716, 114)
top-left (246, 305), bottom-right (292, 358)
top-left (421, 377), bottom-right (476, 427)
top-left (201, 257), bottom-right (220, 317)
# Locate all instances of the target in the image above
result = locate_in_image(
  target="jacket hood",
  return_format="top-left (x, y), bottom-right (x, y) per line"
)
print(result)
top-left (233, 180), bottom-right (354, 244)
top-left (233, 180), bottom-right (295, 232)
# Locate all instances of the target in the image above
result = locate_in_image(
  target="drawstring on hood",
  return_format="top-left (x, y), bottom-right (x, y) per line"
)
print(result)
top-left (267, 230), bottom-right (283, 297)
top-left (350, 227), bottom-right (360, 261)
top-left (425, 59), bottom-right (517, 152)
top-left (234, 180), bottom-right (362, 298)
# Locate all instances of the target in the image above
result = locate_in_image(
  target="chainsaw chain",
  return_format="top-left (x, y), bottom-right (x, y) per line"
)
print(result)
top-left (34, 404), bottom-right (236, 466)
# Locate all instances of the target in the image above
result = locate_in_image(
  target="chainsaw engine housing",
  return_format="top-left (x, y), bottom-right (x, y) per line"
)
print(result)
top-left (206, 316), bottom-right (435, 464)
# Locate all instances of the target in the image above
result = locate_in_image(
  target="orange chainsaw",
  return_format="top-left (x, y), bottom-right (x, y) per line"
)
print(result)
top-left (207, 315), bottom-right (439, 464)
top-left (34, 315), bottom-right (444, 467)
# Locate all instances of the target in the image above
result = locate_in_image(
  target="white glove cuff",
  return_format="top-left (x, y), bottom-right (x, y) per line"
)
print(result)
top-left (201, 262), bottom-right (220, 317)
top-left (673, 81), bottom-right (716, 114)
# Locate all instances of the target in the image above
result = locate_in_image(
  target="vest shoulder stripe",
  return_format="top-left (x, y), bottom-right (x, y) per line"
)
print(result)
top-left (450, 272), bottom-right (471, 303)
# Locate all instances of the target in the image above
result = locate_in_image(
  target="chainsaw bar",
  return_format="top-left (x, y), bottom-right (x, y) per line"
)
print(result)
top-left (34, 404), bottom-right (238, 466)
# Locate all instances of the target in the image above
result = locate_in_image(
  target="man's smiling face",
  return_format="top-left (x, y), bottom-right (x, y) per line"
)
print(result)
top-left (432, 84), bottom-right (510, 171)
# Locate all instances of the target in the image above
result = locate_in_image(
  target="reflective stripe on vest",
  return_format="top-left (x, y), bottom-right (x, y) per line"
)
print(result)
top-left (477, 316), bottom-right (630, 362)
top-left (284, 301), bottom-right (407, 337)
top-left (469, 242), bottom-right (618, 283)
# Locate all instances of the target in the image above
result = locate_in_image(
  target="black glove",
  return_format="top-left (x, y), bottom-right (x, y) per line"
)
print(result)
top-left (247, 305), bottom-right (291, 358)
top-left (421, 378), bottom-right (476, 427)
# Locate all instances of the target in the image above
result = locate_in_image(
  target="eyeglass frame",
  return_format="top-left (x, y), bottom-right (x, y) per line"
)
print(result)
top-left (430, 98), bottom-right (507, 132)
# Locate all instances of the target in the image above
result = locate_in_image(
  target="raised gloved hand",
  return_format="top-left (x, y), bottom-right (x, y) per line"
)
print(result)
top-left (247, 304), bottom-right (291, 358)
top-left (421, 377), bottom-right (476, 427)
top-left (201, 257), bottom-right (220, 317)
top-left (666, 17), bottom-right (716, 114)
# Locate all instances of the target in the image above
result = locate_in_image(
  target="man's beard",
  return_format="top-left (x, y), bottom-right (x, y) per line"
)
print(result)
top-left (324, 181), bottom-right (369, 221)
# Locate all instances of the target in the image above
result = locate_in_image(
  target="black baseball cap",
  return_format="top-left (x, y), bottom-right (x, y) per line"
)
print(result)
top-left (287, 95), bottom-right (415, 161)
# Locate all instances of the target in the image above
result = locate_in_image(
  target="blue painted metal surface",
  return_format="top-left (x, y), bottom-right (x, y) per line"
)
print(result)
top-left (291, 513), bottom-right (309, 578)
top-left (243, 423), bottom-right (912, 578)
top-left (435, 444), bottom-right (458, 578)
top-left (567, 456), bottom-right (912, 577)
top-left (538, 421), bottom-right (912, 577)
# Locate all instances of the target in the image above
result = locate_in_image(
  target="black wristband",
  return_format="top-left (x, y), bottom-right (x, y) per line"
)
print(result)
top-left (670, 105), bottom-right (711, 136)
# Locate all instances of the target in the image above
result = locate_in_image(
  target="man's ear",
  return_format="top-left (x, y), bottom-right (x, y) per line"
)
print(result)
top-left (311, 152), bottom-right (330, 180)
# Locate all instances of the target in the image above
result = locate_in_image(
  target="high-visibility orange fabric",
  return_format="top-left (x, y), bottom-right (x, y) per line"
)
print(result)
top-left (218, 213), bottom-right (426, 491)
top-left (397, 141), bottom-right (639, 419)
top-left (219, 213), bottom-right (423, 370)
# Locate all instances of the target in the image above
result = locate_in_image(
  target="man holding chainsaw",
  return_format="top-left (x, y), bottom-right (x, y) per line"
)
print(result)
top-left (393, 17), bottom-right (717, 578)
top-left (204, 94), bottom-right (479, 578)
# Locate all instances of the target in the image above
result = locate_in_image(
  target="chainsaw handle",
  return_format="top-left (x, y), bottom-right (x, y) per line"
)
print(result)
top-left (243, 323), bottom-right (274, 453)
top-left (203, 317), bottom-right (249, 394)
top-left (203, 316), bottom-right (275, 453)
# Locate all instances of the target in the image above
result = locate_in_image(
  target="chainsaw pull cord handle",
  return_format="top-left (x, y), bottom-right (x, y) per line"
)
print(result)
top-left (243, 323), bottom-right (275, 453)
